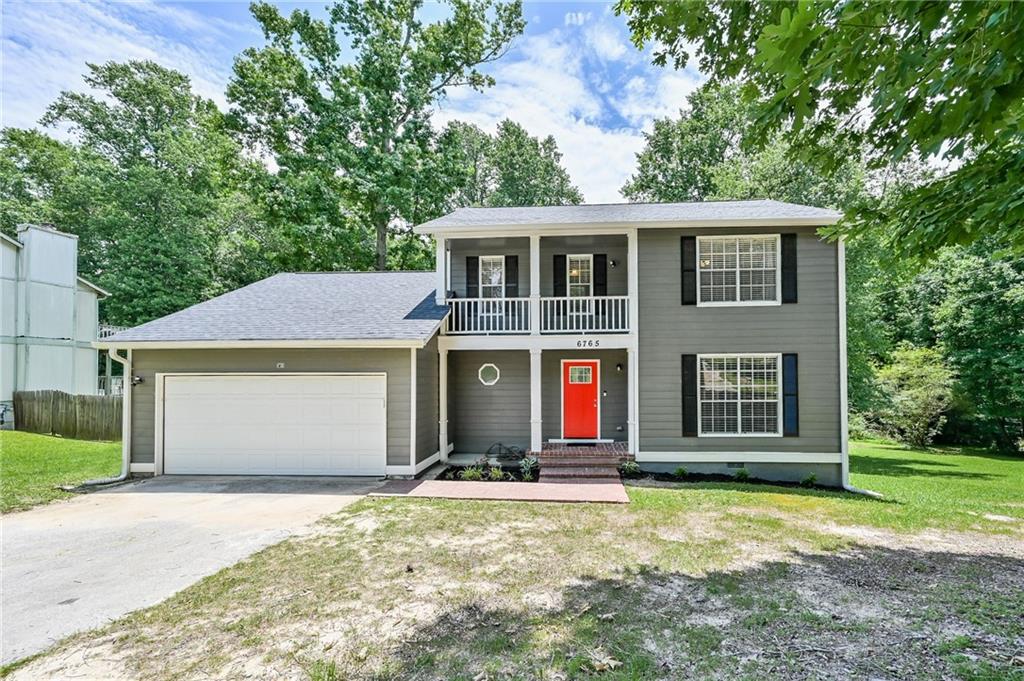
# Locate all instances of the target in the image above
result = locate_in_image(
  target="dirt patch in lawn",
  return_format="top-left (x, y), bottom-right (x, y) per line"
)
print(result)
top-left (9, 496), bottom-right (1024, 680)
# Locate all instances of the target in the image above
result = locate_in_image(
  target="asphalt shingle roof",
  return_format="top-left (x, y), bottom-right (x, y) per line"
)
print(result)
top-left (415, 199), bottom-right (841, 232)
top-left (105, 272), bottom-right (447, 343)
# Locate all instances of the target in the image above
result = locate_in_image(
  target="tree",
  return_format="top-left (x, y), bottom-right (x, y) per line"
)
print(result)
top-left (1, 61), bottom-right (271, 325)
top-left (876, 344), bottom-right (954, 447)
top-left (621, 83), bottom-right (751, 202)
top-left (444, 119), bottom-right (582, 207)
top-left (616, 1), bottom-right (1024, 257)
top-left (227, 0), bottom-right (525, 270)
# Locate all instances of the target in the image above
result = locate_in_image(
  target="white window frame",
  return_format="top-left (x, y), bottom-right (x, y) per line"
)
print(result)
top-left (566, 253), bottom-right (593, 298)
top-left (478, 255), bottom-right (505, 299)
top-left (478, 363), bottom-right (500, 386)
top-left (696, 235), bottom-right (782, 307)
top-left (696, 353), bottom-right (783, 438)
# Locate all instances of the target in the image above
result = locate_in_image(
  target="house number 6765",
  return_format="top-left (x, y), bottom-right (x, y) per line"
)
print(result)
top-left (576, 339), bottom-right (600, 348)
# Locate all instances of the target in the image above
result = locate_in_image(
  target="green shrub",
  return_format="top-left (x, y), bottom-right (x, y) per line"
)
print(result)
top-left (519, 456), bottom-right (538, 479)
top-left (487, 466), bottom-right (507, 482)
top-left (673, 466), bottom-right (688, 479)
top-left (619, 460), bottom-right (641, 477)
top-left (460, 466), bottom-right (484, 481)
top-left (876, 343), bottom-right (954, 447)
top-left (733, 467), bottom-right (750, 481)
top-left (800, 473), bottom-right (817, 487)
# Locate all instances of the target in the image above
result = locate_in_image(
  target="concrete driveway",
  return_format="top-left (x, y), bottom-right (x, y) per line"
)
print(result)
top-left (1, 476), bottom-right (381, 664)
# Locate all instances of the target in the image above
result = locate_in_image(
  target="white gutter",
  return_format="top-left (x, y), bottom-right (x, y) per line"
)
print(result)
top-left (92, 338), bottom-right (430, 351)
top-left (82, 348), bottom-right (132, 486)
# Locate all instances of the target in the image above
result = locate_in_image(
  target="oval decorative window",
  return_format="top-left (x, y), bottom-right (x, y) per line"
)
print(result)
top-left (478, 363), bottom-right (500, 386)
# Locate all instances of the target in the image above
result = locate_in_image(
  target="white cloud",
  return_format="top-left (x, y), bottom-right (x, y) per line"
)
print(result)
top-left (611, 69), bottom-right (703, 127)
top-left (564, 11), bottom-right (592, 27)
top-left (585, 21), bottom-right (630, 62)
top-left (0, 0), bottom-right (245, 132)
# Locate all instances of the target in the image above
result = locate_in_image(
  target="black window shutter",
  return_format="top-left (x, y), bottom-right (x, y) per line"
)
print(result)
top-left (594, 254), bottom-right (608, 296)
top-left (553, 254), bottom-right (567, 296)
top-left (781, 234), bottom-right (798, 303)
top-left (466, 256), bottom-right (479, 298)
top-left (504, 255), bottom-right (519, 297)
top-left (682, 354), bottom-right (698, 437)
top-left (681, 236), bottom-right (697, 305)
top-left (782, 353), bottom-right (799, 436)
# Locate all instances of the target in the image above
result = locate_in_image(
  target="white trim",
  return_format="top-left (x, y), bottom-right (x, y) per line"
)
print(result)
top-left (435, 236), bottom-right (447, 306)
top-left (409, 347), bottom-right (417, 469)
top-left (386, 449), bottom-right (442, 476)
top-left (477, 362), bottom-right (500, 386)
top-left (129, 463), bottom-right (154, 473)
top-left (94, 338), bottom-right (429, 350)
top-left (154, 372), bottom-right (388, 477)
top-left (560, 359), bottom-right (601, 440)
top-left (0, 232), bottom-right (22, 249)
top-left (439, 333), bottom-right (632, 351)
top-left (76, 276), bottom-right (110, 298)
top-left (415, 216), bottom-right (842, 236)
top-left (636, 451), bottom-right (842, 464)
top-left (838, 238), bottom-right (850, 486)
top-left (696, 353), bottom-right (783, 438)
top-left (696, 234), bottom-right (782, 307)
top-left (529, 235), bottom-right (541, 337)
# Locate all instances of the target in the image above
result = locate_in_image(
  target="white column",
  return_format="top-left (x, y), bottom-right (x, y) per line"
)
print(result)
top-left (435, 236), bottom-right (447, 306)
top-left (410, 347), bottom-right (417, 470)
top-left (627, 346), bottom-right (638, 455)
top-left (627, 228), bottom-right (639, 333)
top-left (529, 348), bottom-right (542, 453)
top-left (529, 234), bottom-right (541, 335)
top-left (438, 347), bottom-right (449, 462)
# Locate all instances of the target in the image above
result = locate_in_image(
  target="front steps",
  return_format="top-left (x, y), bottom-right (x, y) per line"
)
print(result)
top-left (534, 442), bottom-right (632, 483)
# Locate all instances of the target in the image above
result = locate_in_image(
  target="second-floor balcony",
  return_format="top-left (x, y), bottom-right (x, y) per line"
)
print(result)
top-left (447, 295), bottom-right (630, 334)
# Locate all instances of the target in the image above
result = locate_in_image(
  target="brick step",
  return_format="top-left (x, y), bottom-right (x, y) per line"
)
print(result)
top-left (540, 466), bottom-right (621, 480)
top-left (538, 457), bottom-right (622, 467)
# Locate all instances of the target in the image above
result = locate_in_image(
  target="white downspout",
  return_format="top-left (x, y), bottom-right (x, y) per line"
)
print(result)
top-left (82, 348), bottom-right (131, 486)
top-left (836, 238), bottom-right (881, 498)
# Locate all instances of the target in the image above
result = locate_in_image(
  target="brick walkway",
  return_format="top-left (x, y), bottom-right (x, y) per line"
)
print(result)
top-left (371, 479), bottom-right (629, 504)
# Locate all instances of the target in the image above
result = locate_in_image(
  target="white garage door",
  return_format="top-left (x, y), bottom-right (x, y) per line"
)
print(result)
top-left (161, 374), bottom-right (387, 476)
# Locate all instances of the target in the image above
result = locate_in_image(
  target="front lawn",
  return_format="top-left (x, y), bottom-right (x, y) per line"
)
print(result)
top-left (6, 440), bottom-right (1023, 680)
top-left (0, 431), bottom-right (121, 513)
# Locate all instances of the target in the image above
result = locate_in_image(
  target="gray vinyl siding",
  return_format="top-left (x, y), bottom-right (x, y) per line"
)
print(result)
top-left (449, 238), bottom-right (530, 297)
top-left (449, 350), bottom-right (530, 453)
top-left (539, 235), bottom-right (628, 296)
top-left (542, 349), bottom-right (628, 441)
top-left (447, 348), bottom-right (629, 452)
top-left (416, 335), bottom-right (439, 463)
top-left (128, 348), bottom-right (412, 467)
top-left (446, 235), bottom-right (628, 298)
top-left (638, 225), bottom-right (841, 454)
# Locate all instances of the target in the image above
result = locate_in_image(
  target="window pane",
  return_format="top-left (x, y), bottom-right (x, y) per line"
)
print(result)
top-left (699, 354), bottom-right (779, 435)
top-left (699, 236), bottom-right (777, 303)
top-left (480, 256), bottom-right (504, 299)
top-left (569, 366), bottom-right (592, 383)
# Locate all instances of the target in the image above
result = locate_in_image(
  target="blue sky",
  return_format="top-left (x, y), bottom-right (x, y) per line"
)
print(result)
top-left (1, 1), bottom-right (705, 201)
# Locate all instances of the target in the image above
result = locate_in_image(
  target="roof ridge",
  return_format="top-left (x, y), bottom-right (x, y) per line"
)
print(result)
top-left (454, 198), bottom-right (786, 210)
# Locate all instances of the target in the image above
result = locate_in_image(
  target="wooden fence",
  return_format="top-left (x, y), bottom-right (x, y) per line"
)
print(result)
top-left (13, 390), bottom-right (122, 441)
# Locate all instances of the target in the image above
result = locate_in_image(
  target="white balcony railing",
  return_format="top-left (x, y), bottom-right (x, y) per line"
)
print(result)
top-left (540, 295), bottom-right (630, 334)
top-left (447, 297), bottom-right (531, 334)
top-left (98, 324), bottom-right (127, 339)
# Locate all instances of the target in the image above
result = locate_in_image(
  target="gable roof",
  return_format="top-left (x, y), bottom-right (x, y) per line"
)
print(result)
top-left (1, 232), bottom-right (22, 249)
top-left (100, 272), bottom-right (448, 347)
top-left (415, 199), bottom-right (842, 234)
top-left (77, 276), bottom-right (110, 298)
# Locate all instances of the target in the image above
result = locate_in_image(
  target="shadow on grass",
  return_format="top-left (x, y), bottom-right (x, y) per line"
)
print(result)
top-left (626, 478), bottom-right (898, 505)
top-left (850, 454), bottom-right (1002, 480)
top-left (310, 544), bottom-right (1024, 680)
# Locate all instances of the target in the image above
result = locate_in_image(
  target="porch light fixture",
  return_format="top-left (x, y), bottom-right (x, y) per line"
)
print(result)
top-left (478, 363), bottom-right (500, 386)
top-left (610, 259), bottom-right (617, 268)
top-left (615, 363), bottom-right (623, 372)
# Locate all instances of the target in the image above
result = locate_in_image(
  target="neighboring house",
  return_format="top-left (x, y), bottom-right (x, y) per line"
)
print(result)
top-left (97, 199), bottom-right (849, 486)
top-left (1, 224), bottom-right (109, 428)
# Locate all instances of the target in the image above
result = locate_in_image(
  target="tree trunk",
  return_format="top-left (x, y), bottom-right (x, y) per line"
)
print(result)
top-left (375, 217), bottom-right (387, 271)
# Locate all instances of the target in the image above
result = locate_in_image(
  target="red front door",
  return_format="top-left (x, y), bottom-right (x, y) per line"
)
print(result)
top-left (562, 360), bottom-right (599, 439)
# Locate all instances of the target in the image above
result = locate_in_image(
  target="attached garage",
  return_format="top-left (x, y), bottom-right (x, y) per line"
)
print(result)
top-left (159, 374), bottom-right (387, 476)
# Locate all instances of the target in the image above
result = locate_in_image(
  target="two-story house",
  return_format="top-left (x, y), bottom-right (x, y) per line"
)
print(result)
top-left (97, 200), bottom-right (849, 487)
top-left (1, 224), bottom-right (109, 427)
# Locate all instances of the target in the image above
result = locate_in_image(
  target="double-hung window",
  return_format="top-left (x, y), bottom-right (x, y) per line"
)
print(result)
top-left (697, 236), bottom-right (780, 305)
top-left (567, 254), bottom-right (593, 297)
top-left (698, 354), bottom-right (781, 436)
top-left (479, 256), bottom-right (505, 299)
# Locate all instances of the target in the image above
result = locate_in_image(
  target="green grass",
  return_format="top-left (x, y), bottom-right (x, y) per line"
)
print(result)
top-left (0, 431), bottom-right (121, 512)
